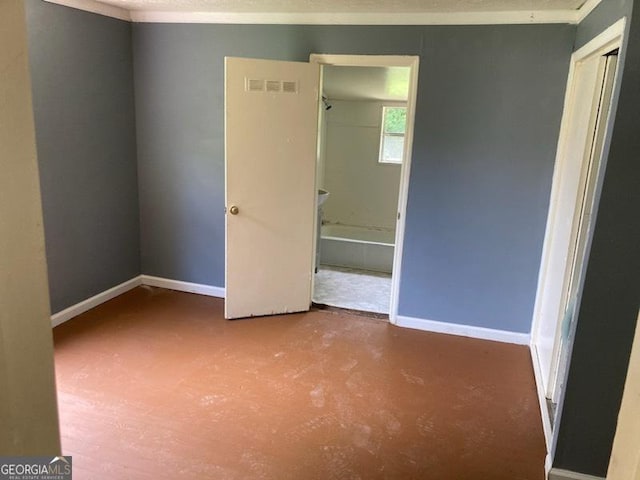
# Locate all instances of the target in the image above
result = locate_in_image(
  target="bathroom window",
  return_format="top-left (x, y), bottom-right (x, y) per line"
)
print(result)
top-left (379, 106), bottom-right (407, 164)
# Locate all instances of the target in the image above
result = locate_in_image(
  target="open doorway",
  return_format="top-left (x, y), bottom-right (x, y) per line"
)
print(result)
top-left (309, 55), bottom-right (419, 319)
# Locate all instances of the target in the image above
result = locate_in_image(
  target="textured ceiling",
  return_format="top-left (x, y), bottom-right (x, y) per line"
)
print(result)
top-left (95, 0), bottom-right (586, 13)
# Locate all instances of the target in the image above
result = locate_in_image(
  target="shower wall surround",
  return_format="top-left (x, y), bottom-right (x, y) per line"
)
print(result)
top-left (320, 99), bottom-right (402, 235)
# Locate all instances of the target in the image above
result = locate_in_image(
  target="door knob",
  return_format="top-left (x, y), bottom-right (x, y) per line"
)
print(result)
top-left (229, 205), bottom-right (239, 215)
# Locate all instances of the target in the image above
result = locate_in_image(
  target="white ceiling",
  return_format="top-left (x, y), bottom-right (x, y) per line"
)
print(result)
top-left (96, 0), bottom-right (586, 12)
top-left (323, 66), bottom-right (410, 102)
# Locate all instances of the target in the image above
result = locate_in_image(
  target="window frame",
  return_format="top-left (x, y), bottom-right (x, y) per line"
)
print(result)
top-left (378, 105), bottom-right (407, 165)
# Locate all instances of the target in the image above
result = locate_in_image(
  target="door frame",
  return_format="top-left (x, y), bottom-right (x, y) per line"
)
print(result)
top-left (529, 17), bottom-right (626, 461)
top-left (550, 52), bottom-right (619, 405)
top-left (309, 54), bottom-right (420, 323)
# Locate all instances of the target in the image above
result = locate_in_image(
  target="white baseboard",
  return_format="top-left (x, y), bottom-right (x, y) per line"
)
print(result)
top-left (50, 275), bottom-right (225, 328)
top-left (395, 315), bottom-right (531, 345)
top-left (549, 468), bottom-right (604, 480)
top-left (140, 275), bottom-right (225, 298)
top-left (51, 276), bottom-right (142, 327)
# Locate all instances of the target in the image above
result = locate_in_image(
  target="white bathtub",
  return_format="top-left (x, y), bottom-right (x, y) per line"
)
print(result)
top-left (320, 224), bottom-right (395, 273)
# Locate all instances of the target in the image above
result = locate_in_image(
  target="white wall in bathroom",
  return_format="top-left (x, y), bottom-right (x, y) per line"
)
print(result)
top-left (320, 99), bottom-right (403, 232)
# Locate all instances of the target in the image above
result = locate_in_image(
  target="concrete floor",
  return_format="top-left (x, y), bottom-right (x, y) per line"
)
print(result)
top-left (53, 286), bottom-right (545, 479)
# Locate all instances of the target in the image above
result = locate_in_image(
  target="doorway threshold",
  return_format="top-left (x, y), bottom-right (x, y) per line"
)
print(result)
top-left (311, 302), bottom-right (389, 321)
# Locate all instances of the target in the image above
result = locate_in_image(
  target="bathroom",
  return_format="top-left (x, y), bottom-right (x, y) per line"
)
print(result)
top-left (313, 63), bottom-right (411, 315)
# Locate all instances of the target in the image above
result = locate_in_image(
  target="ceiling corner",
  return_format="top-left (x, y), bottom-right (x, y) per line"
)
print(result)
top-left (44, 0), bottom-right (132, 22)
top-left (576, 0), bottom-right (603, 23)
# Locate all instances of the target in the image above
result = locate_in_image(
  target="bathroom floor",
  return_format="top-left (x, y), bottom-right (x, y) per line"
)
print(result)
top-left (313, 265), bottom-right (391, 314)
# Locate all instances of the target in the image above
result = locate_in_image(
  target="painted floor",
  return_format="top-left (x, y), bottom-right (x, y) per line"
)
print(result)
top-left (53, 287), bottom-right (546, 480)
top-left (313, 265), bottom-right (391, 314)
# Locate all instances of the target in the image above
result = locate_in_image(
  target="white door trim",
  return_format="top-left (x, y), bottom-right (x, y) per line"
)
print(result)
top-left (309, 54), bottom-right (419, 324)
top-left (530, 16), bottom-right (626, 459)
top-left (572, 18), bottom-right (627, 62)
top-left (530, 344), bottom-right (553, 453)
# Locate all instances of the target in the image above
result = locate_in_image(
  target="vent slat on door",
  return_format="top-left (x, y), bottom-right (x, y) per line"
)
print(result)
top-left (245, 78), bottom-right (298, 94)
top-left (246, 78), bottom-right (264, 92)
top-left (282, 81), bottom-right (297, 93)
top-left (266, 80), bottom-right (281, 92)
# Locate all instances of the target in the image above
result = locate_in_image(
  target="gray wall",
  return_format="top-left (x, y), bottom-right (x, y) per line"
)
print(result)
top-left (133, 23), bottom-right (574, 333)
top-left (553, 0), bottom-right (639, 475)
top-left (396, 26), bottom-right (572, 332)
top-left (26, 1), bottom-right (140, 313)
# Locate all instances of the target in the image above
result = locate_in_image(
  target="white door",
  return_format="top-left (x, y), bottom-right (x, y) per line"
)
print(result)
top-left (225, 57), bottom-right (320, 319)
top-left (532, 53), bottom-right (607, 396)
